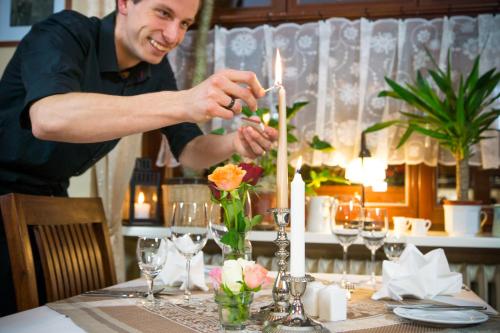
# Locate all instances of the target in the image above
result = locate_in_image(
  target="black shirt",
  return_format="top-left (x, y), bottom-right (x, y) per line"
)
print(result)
top-left (0, 10), bottom-right (202, 196)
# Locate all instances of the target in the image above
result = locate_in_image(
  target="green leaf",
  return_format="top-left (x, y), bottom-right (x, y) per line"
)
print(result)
top-left (396, 126), bottom-right (415, 149)
top-left (268, 118), bottom-right (278, 128)
top-left (210, 127), bottom-right (226, 135)
top-left (464, 55), bottom-right (480, 94)
top-left (221, 229), bottom-right (240, 250)
top-left (364, 120), bottom-right (400, 133)
top-left (287, 133), bottom-right (298, 143)
top-left (309, 135), bottom-right (334, 152)
top-left (286, 101), bottom-right (309, 120)
top-left (241, 106), bottom-right (253, 117)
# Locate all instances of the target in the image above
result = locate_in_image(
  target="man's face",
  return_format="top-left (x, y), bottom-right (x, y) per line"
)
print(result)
top-left (117, 0), bottom-right (199, 66)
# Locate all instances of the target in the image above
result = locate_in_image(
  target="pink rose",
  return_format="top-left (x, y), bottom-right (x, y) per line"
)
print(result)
top-left (243, 263), bottom-right (268, 289)
top-left (209, 267), bottom-right (223, 290)
top-left (239, 163), bottom-right (263, 186)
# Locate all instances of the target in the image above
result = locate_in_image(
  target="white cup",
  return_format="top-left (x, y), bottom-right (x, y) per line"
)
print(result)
top-left (409, 218), bottom-right (432, 236)
top-left (392, 216), bottom-right (411, 235)
top-left (307, 196), bottom-right (333, 233)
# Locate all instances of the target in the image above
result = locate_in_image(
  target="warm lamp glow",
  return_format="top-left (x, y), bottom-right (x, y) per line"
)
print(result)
top-left (275, 49), bottom-right (282, 85)
top-left (345, 157), bottom-right (387, 189)
top-left (138, 192), bottom-right (145, 204)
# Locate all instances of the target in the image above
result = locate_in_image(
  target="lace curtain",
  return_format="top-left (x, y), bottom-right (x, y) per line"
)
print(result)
top-left (169, 15), bottom-right (500, 169)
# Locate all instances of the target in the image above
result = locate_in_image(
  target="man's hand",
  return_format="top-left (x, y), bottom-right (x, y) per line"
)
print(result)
top-left (232, 118), bottom-right (278, 159)
top-left (183, 69), bottom-right (265, 123)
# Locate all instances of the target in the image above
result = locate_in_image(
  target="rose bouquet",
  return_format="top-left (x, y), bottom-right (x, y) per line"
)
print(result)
top-left (208, 163), bottom-right (263, 258)
top-left (209, 259), bottom-right (269, 329)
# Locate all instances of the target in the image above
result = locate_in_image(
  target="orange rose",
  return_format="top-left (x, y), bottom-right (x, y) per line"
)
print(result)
top-left (208, 164), bottom-right (246, 191)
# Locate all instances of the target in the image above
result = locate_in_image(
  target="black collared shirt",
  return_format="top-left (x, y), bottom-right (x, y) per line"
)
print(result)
top-left (0, 10), bottom-right (202, 196)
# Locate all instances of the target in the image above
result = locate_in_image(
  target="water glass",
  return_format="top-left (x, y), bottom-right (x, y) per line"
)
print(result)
top-left (330, 198), bottom-right (363, 286)
top-left (361, 207), bottom-right (388, 286)
top-left (171, 201), bottom-right (209, 304)
top-left (136, 237), bottom-right (168, 306)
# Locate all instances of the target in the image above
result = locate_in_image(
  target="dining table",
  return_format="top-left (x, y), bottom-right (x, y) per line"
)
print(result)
top-left (0, 272), bottom-right (498, 333)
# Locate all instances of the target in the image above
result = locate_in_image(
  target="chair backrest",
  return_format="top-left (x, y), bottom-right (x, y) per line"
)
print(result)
top-left (0, 193), bottom-right (117, 311)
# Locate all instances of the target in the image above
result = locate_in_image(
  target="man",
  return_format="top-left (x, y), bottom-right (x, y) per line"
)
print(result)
top-left (0, 0), bottom-right (277, 315)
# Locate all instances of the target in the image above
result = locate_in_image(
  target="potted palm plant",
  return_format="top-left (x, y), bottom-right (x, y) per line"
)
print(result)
top-left (365, 50), bottom-right (500, 235)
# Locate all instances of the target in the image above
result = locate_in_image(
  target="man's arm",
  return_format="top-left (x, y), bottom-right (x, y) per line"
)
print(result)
top-left (29, 70), bottom-right (265, 143)
top-left (179, 125), bottom-right (278, 170)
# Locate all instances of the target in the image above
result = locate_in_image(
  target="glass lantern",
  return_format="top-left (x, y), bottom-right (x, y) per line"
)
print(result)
top-left (128, 158), bottom-right (162, 225)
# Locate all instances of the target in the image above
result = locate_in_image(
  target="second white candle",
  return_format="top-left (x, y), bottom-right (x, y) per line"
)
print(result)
top-left (290, 157), bottom-right (305, 277)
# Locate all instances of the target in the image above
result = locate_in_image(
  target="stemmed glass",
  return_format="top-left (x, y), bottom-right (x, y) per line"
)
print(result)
top-left (136, 237), bottom-right (168, 306)
top-left (383, 233), bottom-right (407, 261)
top-left (330, 198), bottom-right (363, 287)
top-left (171, 201), bottom-right (209, 305)
top-left (361, 207), bottom-right (388, 287)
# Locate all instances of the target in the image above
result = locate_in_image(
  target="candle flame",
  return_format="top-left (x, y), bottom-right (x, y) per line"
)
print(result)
top-left (274, 49), bottom-right (282, 85)
top-left (263, 113), bottom-right (271, 125)
top-left (295, 156), bottom-right (303, 173)
top-left (138, 192), bottom-right (145, 204)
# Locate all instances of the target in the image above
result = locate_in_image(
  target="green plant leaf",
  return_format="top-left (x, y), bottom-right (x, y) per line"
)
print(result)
top-left (211, 127), bottom-right (226, 135)
top-left (268, 118), bottom-right (278, 128)
top-left (309, 135), bottom-right (334, 152)
top-left (287, 101), bottom-right (309, 120)
top-left (396, 126), bottom-right (415, 149)
top-left (241, 106), bottom-right (253, 117)
top-left (288, 133), bottom-right (298, 143)
top-left (364, 120), bottom-right (400, 133)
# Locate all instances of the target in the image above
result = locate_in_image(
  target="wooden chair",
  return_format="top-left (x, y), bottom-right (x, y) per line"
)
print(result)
top-left (1, 193), bottom-right (117, 311)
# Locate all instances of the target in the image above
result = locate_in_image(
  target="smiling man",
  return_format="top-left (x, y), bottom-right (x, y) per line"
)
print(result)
top-left (0, 0), bottom-right (277, 316)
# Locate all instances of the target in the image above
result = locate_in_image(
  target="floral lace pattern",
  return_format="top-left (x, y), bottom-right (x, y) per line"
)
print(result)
top-left (168, 15), bottom-right (500, 168)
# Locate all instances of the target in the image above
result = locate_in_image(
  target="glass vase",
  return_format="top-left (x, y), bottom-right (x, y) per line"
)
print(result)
top-left (222, 238), bottom-right (252, 261)
top-left (215, 291), bottom-right (254, 331)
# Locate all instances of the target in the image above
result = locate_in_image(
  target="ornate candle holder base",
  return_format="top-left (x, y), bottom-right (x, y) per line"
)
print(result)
top-left (258, 208), bottom-right (290, 322)
top-left (263, 275), bottom-right (330, 333)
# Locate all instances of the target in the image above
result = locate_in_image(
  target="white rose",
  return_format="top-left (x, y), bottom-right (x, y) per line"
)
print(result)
top-left (222, 260), bottom-right (243, 294)
top-left (236, 258), bottom-right (255, 270)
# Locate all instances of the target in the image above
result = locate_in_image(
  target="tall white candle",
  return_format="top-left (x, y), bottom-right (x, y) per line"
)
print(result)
top-left (275, 50), bottom-right (288, 208)
top-left (290, 156), bottom-right (305, 277)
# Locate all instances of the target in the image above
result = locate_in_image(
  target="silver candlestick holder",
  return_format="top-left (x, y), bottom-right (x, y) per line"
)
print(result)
top-left (259, 208), bottom-right (290, 322)
top-left (264, 274), bottom-right (330, 333)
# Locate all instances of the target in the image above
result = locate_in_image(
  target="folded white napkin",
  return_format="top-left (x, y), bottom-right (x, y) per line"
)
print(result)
top-left (158, 239), bottom-right (208, 291)
top-left (372, 244), bottom-right (462, 301)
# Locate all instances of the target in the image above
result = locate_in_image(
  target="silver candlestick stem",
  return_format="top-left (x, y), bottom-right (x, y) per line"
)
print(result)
top-left (263, 208), bottom-right (290, 321)
top-left (264, 275), bottom-right (330, 333)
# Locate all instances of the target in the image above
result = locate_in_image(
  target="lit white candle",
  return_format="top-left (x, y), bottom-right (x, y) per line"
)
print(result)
top-left (275, 49), bottom-right (288, 208)
top-left (290, 156), bottom-right (305, 277)
top-left (134, 192), bottom-right (150, 219)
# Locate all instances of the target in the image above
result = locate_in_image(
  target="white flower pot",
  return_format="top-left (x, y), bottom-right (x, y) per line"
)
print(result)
top-left (443, 200), bottom-right (487, 236)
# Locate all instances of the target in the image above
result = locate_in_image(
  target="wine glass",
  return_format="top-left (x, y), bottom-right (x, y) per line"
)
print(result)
top-left (383, 233), bottom-right (407, 261)
top-left (136, 237), bottom-right (168, 306)
top-left (330, 198), bottom-right (363, 286)
top-left (171, 201), bottom-right (209, 304)
top-left (361, 207), bottom-right (388, 287)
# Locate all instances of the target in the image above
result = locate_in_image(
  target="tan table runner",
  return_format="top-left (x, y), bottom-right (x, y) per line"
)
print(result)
top-left (47, 288), bottom-right (500, 333)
